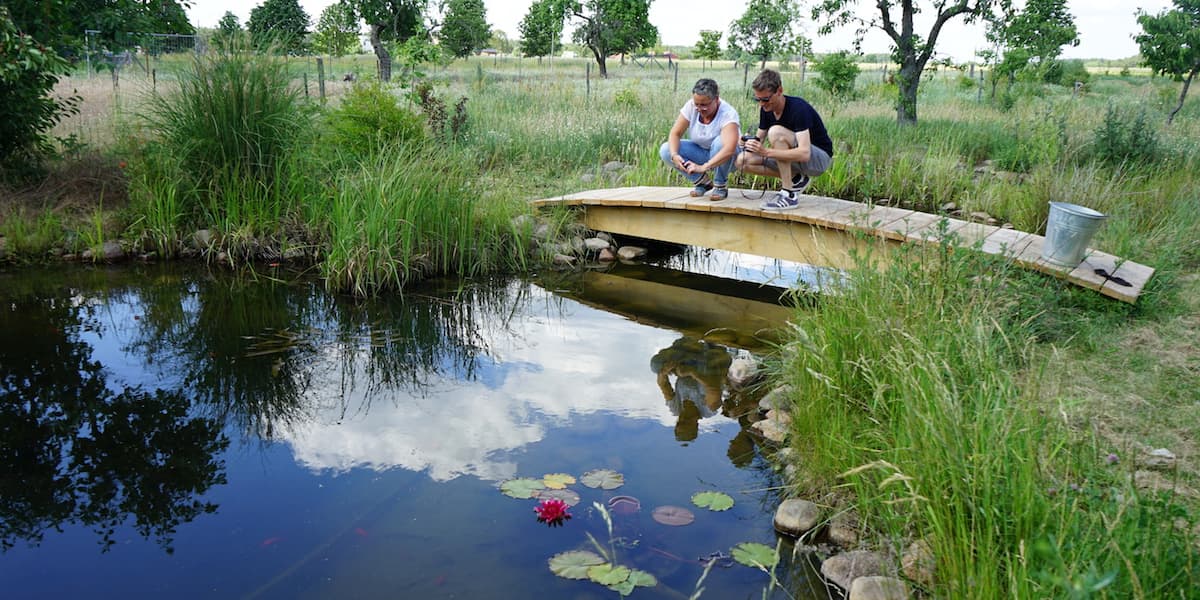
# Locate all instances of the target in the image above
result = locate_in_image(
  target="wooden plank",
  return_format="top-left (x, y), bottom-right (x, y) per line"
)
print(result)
top-left (1067, 251), bottom-right (1155, 304)
top-left (978, 227), bottom-right (1036, 258)
top-left (876, 211), bottom-right (948, 242)
top-left (583, 205), bottom-right (882, 269)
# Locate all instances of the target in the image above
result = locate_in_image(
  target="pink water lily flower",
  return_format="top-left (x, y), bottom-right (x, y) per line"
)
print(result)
top-left (534, 498), bottom-right (572, 526)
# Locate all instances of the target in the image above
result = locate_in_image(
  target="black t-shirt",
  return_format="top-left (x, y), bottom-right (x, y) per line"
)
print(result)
top-left (758, 95), bottom-right (834, 157)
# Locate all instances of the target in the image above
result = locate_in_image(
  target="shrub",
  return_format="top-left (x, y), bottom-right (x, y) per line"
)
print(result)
top-left (814, 51), bottom-right (861, 98)
top-left (614, 86), bottom-right (640, 108)
top-left (1092, 104), bottom-right (1159, 166)
top-left (0, 7), bottom-right (78, 181)
top-left (1043, 58), bottom-right (1090, 87)
top-left (325, 80), bottom-right (426, 158)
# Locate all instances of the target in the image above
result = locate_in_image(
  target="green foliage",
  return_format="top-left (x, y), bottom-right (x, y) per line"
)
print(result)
top-left (248, 0), bottom-right (311, 54)
top-left (440, 0), bottom-right (490, 59)
top-left (570, 0), bottom-right (658, 77)
top-left (1092, 104), bottom-right (1160, 166)
top-left (694, 30), bottom-right (722, 65)
top-left (729, 0), bottom-right (802, 68)
top-left (144, 43), bottom-right (309, 198)
top-left (814, 50), bottom-right (861, 98)
top-left (213, 11), bottom-right (244, 51)
top-left (413, 81), bottom-right (470, 140)
top-left (613, 86), bottom-right (640, 108)
top-left (1136, 0), bottom-right (1200, 123)
top-left (1043, 58), bottom-right (1090, 86)
top-left (0, 6), bottom-right (78, 180)
top-left (313, 1), bottom-right (360, 57)
top-left (325, 81), bottom-right (426, 159)
top-left (989, 0), bottom-right (1079, 73)
top-left (519, 0), bottom-right (566, 57)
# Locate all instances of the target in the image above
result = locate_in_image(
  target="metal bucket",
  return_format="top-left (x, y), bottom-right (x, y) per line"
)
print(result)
top-left (1041, 202), bottom-right (1107, 266)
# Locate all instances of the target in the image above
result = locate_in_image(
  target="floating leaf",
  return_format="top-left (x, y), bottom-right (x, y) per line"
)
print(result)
top-left (731, 542), bottom-right (779, 569)
top-left (533, 488), bottom-right (581, 506)
top-left (542, 473), bottom-right (576, 489)
top-left (629, 569), bottom-right (657, 587)
top-left (581, 469), bottom-right (625, 490)
top-left (651, 505), bottom-right (695, 526)
top-left (607, 495), bottom-right (641, 515)
top-left (587, 563), bottom-right (631, 586)
top-left (608, 579), bottom-right (636, 597)
top-left (548, 551), bottom-right (606, 580)
top-left (691, 491), bottom-right (734, 511)
top-left (499, 478), bottom-right (545, 499)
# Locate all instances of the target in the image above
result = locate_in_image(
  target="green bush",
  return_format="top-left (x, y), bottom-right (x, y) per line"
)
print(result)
top-left (0, 7), bottom-right (78, 181)
top-left (1092, 104), bottom-right (1159, 166)
top-left (814, 51), bottom-right (861, 98)
top-left (325, 80), bottom-right (426, 158)
top-left (1044, 58), bottom-right (1090, 87)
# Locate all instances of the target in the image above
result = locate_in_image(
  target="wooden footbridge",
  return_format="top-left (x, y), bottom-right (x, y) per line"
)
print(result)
top-left (532, 186), bottom-right (1155, 304)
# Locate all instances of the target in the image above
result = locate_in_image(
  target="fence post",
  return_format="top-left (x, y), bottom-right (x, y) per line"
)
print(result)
top-left (743, 63), bottom-right (749, 91)
top-left (673, 62), bottom-right (678, 93)
top-left (800, 55), bottom-right (807, 83)
top-left (317, 57), bottom-right (326, 103)
top-left (586, 62), bottom-right (591, 102)
top-left (152, 68), bottom-right (156, 91)
top-left (303, 71), bottom-right (309, 99)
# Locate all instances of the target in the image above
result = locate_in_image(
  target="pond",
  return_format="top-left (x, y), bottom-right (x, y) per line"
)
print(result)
top-left (0, 254), bottom-right (831, 599)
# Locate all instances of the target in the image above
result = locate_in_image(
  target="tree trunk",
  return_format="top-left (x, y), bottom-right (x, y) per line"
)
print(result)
top-left (896, 59), bottom-right (921, 125)
top-left (1168, 65), bottom-right (1197, 125)
top-left (590, 46), bottom-right (608, 78)
top-left (369, 24), bottom-right (391, 82)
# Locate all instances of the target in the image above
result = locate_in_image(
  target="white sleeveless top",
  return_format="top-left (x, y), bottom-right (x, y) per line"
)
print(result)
top-left (680, 99), bottom-right (740, 150)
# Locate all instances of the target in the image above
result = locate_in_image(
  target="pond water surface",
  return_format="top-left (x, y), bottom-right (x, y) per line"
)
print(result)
top-left (0, 256), bottom-right (831, 599)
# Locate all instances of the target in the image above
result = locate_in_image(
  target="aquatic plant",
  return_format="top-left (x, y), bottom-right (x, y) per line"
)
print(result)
top-left (534, 498), bottom-right (572, 526)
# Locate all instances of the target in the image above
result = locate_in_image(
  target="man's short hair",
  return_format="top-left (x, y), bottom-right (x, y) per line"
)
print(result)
top-left (752, 69), bottom-right (782, 93)
top-left (692, 78), bottom-right (720, 99)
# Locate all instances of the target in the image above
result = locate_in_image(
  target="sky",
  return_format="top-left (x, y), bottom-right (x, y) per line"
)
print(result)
top-left (186, 0), bottom-right (1174, 62)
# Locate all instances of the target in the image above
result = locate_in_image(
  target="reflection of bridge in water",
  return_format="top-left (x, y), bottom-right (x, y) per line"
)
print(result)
top-left (533, 186), bottom-right (1154, 304)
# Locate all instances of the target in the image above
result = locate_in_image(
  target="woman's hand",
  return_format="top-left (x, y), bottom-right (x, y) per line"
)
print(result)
top-left (743, 138), bottom-right (763, 154)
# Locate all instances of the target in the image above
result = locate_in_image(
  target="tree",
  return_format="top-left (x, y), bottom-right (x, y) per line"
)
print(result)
top-left (5, 0), bottom-right (194, 54)
top-left (695, 29), bottom-right (722, 68)
top-left (569, 0), bottom-right (659, 78)
top-left (518, 0), bottom-right (567, 59)
top-left (987, 0), bottom-right (1077, 85)
top-left (248, 0), bottom-right (311, 54)
top-left (811, 0), bottom-right (998, 124)
top-left (440, 0), bottom-right (490, 58)
top-left (1137, 0), bottom-right (1200, 124)
top-left (0, 6), bottom-right (77, 180)
top-left (213, 11), bottom-right (243, 50)
top-left (814, 50), bottom-right (861, 97)
top-left (313, 1), bottom-right (360, 57)
top-left (729, 0), bottom-right (802, 70)
top-left (346, 0), bottom-right (427, 81)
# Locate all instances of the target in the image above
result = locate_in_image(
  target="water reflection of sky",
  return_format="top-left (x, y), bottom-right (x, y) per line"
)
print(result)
top-left (662, 248), bottom-right (840, 290)
top-left (284, 288), bottom-right (736, 481)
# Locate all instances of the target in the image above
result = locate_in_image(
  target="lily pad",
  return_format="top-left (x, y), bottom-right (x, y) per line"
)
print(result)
top-left (581, 468), bottom-right (625, 490)
top-left (533, 488), bottom-right (581, 506)
top-left (691, 491), bottom-right (735, 511)
top-left (542, 473), bottom-right (576, 489)
top-left (587, 563), bottom-right (631, 586)
top-left (499, 478), bottom-right (545, 499)
top-left (731, 542), bottom-right (780, 569)
top-left (651, 505), bottom-right (695, 526)
top-left (608, 568), bottom-right (658, 596)
top-left (548, 550), bottom-right (606, 580)
top-left (607, 495), bottom-right (641, 515)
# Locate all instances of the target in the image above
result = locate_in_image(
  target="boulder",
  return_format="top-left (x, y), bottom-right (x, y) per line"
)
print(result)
top-left (849, 576), bottom-right (909, 600)
top-left (759, 385), bottom-right (793, 411)
top-left (598, 248), bottom-right (616, 262)
top-left (1140, 448), bottom-right (1177, 471)
top-left (751, 418), bottom-right (788, 443)
top-left (820, 550), bottom-right (889, 591)
top-left (552, 253), bottom-right (576, 267)
top-left (727, 355), bottom-right (759, 389)
top-left (602, 160), bottom-right (628, 173)
top-left (617, 246), bottom-right (648, 261)
top-left (584, 237), bottom-right (611, 252)
top-left (191, 229), bottom-right (215, 250)
top-left (773, 498), bottom-right (821, 537)
top-left (901, 539), bottom-right (935, 587)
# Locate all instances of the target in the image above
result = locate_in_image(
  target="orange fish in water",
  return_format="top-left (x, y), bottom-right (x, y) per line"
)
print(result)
top-left (260, 536), bottom-right (283, 547)
top-left (354, 528), bottom-right (368, 537)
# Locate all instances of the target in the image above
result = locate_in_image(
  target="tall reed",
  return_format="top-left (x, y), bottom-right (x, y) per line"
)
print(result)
top-left (772, 235), bottom-right (1199, 597)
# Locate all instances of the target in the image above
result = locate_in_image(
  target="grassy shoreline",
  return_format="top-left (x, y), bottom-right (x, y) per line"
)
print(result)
top-left (3, 54), bottom-right (1199, 597)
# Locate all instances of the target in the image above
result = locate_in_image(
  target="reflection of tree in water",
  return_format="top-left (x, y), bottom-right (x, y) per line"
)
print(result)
top-left (650, 337), bottom-right (732, 441)
top-left (121, 270), bottom-right (523, 440)
top-left (0, 279), bottom-right (228, 554)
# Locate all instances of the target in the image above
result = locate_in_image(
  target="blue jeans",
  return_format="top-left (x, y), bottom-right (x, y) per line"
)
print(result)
top-left (659, 139), bottom-right (738, 186)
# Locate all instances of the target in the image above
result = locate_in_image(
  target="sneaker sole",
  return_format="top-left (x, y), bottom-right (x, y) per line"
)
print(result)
top-left (761, 203), bottom-right (798, 211)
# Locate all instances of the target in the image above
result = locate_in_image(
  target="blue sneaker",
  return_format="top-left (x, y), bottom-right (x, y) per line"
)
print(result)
top-left (760, 190), bottom-right (799, 211)
top-left (791, 172), bottom-right (811, 194)
top-left (690, 178), bottom-right (713, 197)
